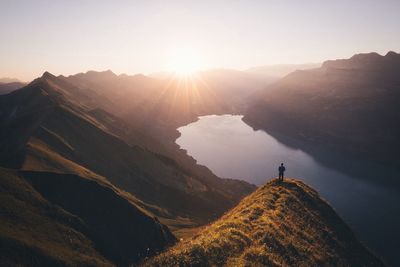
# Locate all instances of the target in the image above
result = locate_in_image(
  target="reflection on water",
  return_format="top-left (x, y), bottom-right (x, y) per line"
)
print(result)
top-left (176, 114), bottom-right (400, 266)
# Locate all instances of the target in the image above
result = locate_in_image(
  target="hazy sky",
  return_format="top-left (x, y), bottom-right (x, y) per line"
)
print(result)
top-left (1, 0), bottom-right (399, 81)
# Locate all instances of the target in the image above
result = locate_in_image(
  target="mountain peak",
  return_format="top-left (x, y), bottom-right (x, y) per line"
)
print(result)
top-left (321, 51), bottom-right (400, 70)
top-left (86, 69), bottom-right (116, 77)
top-left (385, 50), bottom-right (399, 58)
top-left (41, 71), bottom-right (57, 79)
top-left (350, 51), bottom-right (382, 60)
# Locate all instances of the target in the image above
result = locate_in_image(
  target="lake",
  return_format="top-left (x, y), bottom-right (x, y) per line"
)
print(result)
top-left (176, 114), bottom-right (400, 266)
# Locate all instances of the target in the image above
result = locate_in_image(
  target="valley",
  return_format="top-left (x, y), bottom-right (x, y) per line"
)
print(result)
top-left (1, 51), bottom-right (399, 266)
top-left (0, 71), bottom-right (257, 266)
top-left (2, 1), bottom-right (399, 266)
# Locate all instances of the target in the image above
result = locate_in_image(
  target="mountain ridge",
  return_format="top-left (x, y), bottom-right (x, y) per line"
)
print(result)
top-left (244, 51), bottom-right (400, 167)
top-left (1, 55), bottom-right (392, 265)
top-left (0, 72), bottom-right (255, 226)
top-left (145, 178), bottom-right (383, 266)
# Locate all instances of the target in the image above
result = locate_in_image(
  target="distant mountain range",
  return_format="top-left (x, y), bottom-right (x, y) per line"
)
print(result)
top-left (244, 51), bottom-right (400, 167)
top-left (63, 68), bottom-right (271, 121)
top-left (0, 77), bottom-right (21, 84)
top-left (246, 63), bottom-right (321, 78)
top-left (0, 81), bottom-right (26, 95)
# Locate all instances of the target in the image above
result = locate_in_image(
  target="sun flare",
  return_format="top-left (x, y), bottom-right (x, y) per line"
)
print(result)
top-left (167, 47), bottom-right (204, 76)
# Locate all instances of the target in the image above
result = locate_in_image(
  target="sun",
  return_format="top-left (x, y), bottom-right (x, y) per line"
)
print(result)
top-left (167, 47), bottom-right (204, 76)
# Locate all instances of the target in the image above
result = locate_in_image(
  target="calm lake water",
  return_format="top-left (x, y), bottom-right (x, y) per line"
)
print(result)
top-left (176, 114), bottom-right (400, 266)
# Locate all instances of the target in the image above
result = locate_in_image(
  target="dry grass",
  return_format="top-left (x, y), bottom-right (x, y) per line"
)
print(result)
top-left (143, 178), bottom-right (383, 267)
top-left (21, 137), bottom-right (197, 227)
top-left (22, 137), bottom-right (109, 184)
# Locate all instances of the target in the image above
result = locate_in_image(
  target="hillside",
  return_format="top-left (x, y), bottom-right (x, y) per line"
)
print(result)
top-left (244, 51), bottom-right (400, 167)
top-left (62, 70), bottom-right (264, 201)
top-left (145, 179), bottom-right (383, 266)
top-left (0, 72), bottom-right (255, 227)
top-left (61, 70), bottom-right (265, 182)
top-left (246, 63), bottom-right (320, 78)
top-left (60, 70), bottom-right (273, 184)
top-left (0, 167), bottom-right (175, 266)
top-left (0, 82), bottom-right (25, 95)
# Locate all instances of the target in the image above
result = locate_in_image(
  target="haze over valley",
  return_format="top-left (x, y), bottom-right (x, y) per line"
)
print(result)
top-left (1, 1), bottom-right (400, 266)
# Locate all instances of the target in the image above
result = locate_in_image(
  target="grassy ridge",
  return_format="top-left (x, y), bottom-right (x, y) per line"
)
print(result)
top-left (144, 179), bottom-right (383, 266)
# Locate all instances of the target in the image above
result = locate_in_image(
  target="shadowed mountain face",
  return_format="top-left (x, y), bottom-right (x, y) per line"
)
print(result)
top-left (0, 168), bottom-right (175, 266)
top-left (145, 179), bottom-right (383, 266)
top-left (0, 72), bottom-right (257, 265)
top-left (23, 171), bottom-right (176, 265)
top-left (0, 72), bottom-right (255, 225)
top-left (244, 51), bottom-right (400, 167)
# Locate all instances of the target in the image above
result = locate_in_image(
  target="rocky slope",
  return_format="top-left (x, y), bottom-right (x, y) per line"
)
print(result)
top-left (145, 179), bottom-right (383, 266)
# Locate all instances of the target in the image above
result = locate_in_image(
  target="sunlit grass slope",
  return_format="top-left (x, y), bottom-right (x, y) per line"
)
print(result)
top-left (144, 179), bottom-right (383, 266)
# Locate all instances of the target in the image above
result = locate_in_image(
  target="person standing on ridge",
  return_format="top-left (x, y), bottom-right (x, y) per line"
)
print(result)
top-left (278, 163), bottom-right (286, 181)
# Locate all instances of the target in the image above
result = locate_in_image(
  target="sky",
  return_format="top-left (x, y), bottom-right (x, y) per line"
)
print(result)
top-left (1, 0), bottom-right (399, 81)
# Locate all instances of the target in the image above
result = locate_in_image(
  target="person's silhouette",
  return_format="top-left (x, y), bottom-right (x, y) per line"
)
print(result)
top-left (278, 163), bottom-right (286, 181)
